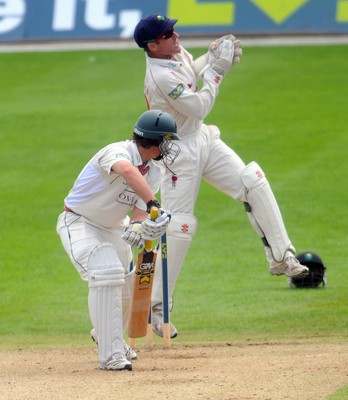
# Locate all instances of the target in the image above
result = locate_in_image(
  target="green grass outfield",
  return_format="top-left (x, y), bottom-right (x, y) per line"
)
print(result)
top-left (0, 43), bottom-right (347, 394)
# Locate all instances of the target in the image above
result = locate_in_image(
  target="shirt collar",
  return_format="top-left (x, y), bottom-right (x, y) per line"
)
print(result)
top-left (129, 140), bottom-right (144, 167)
top-left (146, 52), bottom-right (183, 70)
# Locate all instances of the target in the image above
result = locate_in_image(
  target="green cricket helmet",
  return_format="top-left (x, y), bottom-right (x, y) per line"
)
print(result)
top-left (134, 110), bottom-right (180, 165)
top-left (289, 251), bottom-right (327, 288)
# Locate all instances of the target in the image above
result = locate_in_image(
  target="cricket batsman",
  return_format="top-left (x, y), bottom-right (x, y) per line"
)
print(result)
top-left (56, 110), bottom-right (180, 370)
top-left (133, 15), bottom-right (309, 339)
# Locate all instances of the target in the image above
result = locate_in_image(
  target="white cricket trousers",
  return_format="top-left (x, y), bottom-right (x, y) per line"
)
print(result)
top-left (161, 124), bottom-right (247, 213)
top-left (152, 124), bottom-right (248, 307)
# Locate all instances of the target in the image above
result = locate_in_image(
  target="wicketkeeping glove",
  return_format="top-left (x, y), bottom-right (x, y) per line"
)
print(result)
top-left (209, 34), bottom-right (236, 52)
top-left (121, 222), bottom-right (145, 249)
top-left (209, 34), bottom-right (242, 66)
top-left (232, 40), bottom-right (242, 65)
top-left (210, 39), bottom-right (234, 76)
top-left (141, 210), bottom-right (171, 240)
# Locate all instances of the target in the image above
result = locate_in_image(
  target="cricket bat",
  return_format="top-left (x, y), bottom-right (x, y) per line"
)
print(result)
top-left (128, 207), bottom-right (158, 345)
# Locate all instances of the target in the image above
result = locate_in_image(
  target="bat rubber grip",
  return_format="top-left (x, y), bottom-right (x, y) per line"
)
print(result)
top-left (149, 206), bottom-right (159, 220)
top-left (144, 206), bottom-right (159, 251)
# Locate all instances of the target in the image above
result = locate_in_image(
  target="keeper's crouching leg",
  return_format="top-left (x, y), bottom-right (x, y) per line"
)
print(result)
top-left (88, 243), bottom-right (131, 371)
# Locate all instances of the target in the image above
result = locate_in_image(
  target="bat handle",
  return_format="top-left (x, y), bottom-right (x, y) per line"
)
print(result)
top-left (149, 206), bottom-right (159, 220)
top-left (144, 206), bottom-right (159, 252)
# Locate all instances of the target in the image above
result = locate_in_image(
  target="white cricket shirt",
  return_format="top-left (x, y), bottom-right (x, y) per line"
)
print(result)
top-left (64, 140), bottom-right (161, 228)
top-left (144, 46), bottom-right (219, 139)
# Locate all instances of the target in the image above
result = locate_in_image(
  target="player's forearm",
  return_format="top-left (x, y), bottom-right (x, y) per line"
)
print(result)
top-left (148, 75), bottom-right (215, 121)
top-left (172, 75), bottom-right (219, 119)
top-left (130, 206), bottom-right (148, 223)
top-left (191, 53), bottom-right (209, 78)
top-left (166, 88), bottom-right (216, 121)
top-left (112, 161), bottom-right (156, 204)
top-left (124, 171), bottom-right (156, 204)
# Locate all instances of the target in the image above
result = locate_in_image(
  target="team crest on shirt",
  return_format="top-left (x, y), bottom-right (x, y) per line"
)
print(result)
top-left (168, 83), bottom-right (184, 99)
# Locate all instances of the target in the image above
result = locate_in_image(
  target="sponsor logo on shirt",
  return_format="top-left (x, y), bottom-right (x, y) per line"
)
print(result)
top-left (168, 83), bottom-right (184, 100)
top-left (118, 189), bottom-right (136, 206)
top-left (167, 61), bottom-right (179, 68)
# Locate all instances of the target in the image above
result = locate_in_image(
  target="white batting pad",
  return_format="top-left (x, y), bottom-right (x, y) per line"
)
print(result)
top-left (122, 270), bottom-right (134, 334)
top-left (88, 243), bottom-right (125, 367)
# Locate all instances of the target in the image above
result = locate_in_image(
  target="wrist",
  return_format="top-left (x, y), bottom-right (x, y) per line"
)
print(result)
top-left (202, 66), bottom-right (223, 85)
top-left (146, 199), bottom-right (161, 213)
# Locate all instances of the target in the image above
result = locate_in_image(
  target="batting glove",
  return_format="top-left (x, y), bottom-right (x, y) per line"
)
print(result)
top-left (122, 222), bottom-right (145, 249)
top-left (141, 210), bottom-right (171, 240)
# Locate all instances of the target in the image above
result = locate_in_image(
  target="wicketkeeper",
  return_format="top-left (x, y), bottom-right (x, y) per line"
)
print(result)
top-left (56, 110), bottom-right (180, 370)
top-left (133, 15), bottom-right (309, 339)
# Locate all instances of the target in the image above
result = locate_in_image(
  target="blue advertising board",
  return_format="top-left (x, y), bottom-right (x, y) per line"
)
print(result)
top-left (1, 0), bottom-right (348, 42)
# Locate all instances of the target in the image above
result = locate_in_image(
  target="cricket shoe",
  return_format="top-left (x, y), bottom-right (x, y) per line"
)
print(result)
top-left (124, 341), bottom-right (137, 361)
top-left (99, 353), bottom-right (132, 371)
top-left (90, 329), bottom-right (137, 361)
top-left (152, 305), bottom-right (178, 338)
top-left (270, 256), bottom-right (309, 278)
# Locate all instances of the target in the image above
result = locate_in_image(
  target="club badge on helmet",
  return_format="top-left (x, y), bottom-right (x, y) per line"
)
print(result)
top-left (134, 110), bottom-right (180, 165)
top-left (288, 251), bottom-right (327, 288)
